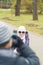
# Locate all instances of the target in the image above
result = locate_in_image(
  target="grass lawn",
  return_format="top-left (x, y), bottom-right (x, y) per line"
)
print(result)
top-left (0, 9), bottom-right (43, 35)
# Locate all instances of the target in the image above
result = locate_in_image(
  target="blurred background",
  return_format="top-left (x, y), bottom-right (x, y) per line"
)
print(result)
top-left (0, 0), bottom-right (43, 35)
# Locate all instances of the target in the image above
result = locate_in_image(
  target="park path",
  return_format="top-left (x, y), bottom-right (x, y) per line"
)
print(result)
top-left (8, 23), bottom-right (43, 65)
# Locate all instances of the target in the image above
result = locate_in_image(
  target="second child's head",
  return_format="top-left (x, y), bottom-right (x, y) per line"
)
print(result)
top-left (17, 26), bottom-right (26, 39)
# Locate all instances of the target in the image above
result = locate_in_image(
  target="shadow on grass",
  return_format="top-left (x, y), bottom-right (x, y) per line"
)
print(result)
top-left (2, 17), bottom-right (20, 21)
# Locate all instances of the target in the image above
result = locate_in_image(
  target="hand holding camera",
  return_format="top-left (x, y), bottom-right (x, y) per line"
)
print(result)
top-left (12, 35), bottom-right (24, 48)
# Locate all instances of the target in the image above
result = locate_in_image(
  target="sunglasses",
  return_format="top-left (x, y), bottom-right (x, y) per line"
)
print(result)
top-left (18, 31), bottom-right (25, 33)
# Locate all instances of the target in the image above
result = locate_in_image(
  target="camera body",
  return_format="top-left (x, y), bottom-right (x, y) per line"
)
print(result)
top-left (11, 30), bottom-right (24, 48)
top-left (13, 30), bottom-right (17, 35)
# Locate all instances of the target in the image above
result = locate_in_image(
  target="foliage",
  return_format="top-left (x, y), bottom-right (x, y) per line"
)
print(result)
top-left (0, 0), bottom-right (12, 4)
top-left (0, 0), bottom-right (43, 14)
top-left (37, 0), bottom-right (43, 13)
top-left (11, 0), bottom-right (16, 14)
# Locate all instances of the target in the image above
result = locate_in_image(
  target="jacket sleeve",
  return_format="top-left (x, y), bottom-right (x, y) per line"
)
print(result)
top-left (17, 44), bottom-right (40, 65)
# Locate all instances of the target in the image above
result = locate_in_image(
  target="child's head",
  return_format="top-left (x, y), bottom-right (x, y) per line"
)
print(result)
top-left (0, 21), bottom-right (12, 48)
top-left (17, 26), bottom-right (26, 39)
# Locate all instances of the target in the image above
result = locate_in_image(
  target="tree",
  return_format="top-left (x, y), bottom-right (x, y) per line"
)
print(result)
top-left (15, 0), bottom-right (21, 16)
top-left (33, 0), bottom-right (38, 20)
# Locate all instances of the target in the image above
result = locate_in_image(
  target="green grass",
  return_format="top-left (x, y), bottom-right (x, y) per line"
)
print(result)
top-left (0, 9), bottom-right (43, 35)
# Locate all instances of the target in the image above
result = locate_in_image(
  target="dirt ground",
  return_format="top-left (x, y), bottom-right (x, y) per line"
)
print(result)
top-left (8, 23), bottom-right (43, 65)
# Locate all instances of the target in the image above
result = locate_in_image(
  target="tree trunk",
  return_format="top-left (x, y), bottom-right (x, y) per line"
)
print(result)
top-left (33, 0), bottom-right (38, 20)
top-left (15, 0), bottom-right (21, 16)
